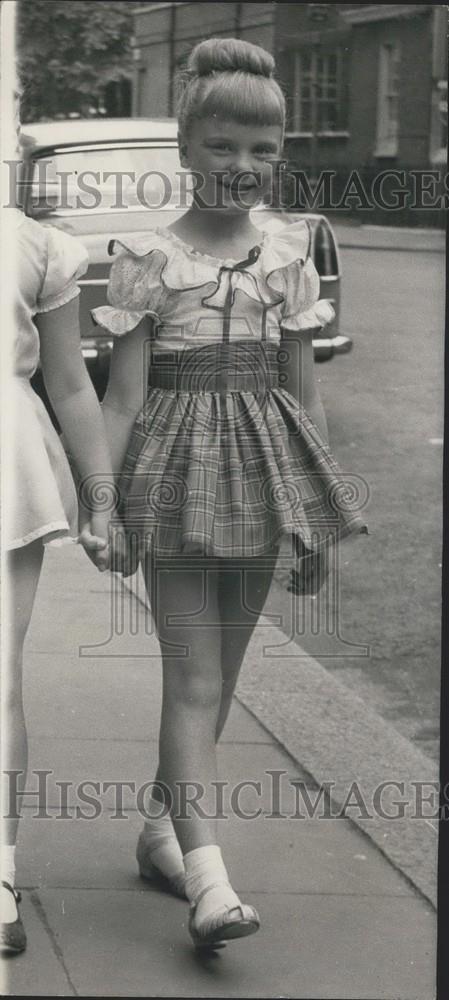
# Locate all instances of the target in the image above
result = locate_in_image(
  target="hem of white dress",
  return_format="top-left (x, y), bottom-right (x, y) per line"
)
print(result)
top-left (4, 521), bottom-right (77, 551)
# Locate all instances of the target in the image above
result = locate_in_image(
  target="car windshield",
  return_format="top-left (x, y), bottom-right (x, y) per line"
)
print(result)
top-left (27, 145), bottom-right (191, 215)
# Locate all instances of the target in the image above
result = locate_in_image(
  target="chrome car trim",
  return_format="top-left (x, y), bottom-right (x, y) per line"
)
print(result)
top-left (313, 335), bottom-right (352, 352)
top-left (78, 279), bottom-right (109, 286)
top-left (81, 338), bottom-right (351, 361)
top-left (31, 205), bottom-right (181, 218)
top-left (30, 140), bottom-right (179, 156)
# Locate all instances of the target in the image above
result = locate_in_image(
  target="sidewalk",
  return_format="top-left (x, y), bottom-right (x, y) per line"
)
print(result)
top-left (330, 221), bottom-right (445, 253)
top-left (2, 545), bottom-right (437, 999)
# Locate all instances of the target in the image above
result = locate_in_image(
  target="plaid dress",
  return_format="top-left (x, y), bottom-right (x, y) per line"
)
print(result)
top-left (92, 222), bottom-right (368, 560)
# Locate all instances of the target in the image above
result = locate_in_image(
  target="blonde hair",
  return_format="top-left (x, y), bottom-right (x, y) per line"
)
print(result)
top-left (177, 38), bottom-right (286, 137)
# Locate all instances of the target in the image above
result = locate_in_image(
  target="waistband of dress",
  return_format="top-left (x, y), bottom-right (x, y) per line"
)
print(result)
top-left (148, 341), bottom-right (280, 393)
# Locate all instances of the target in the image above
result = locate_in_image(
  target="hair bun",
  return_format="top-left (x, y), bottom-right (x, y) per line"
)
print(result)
top-left (187, 38), bottom-right (275, 79)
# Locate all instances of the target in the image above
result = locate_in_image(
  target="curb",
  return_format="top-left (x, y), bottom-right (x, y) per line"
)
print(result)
top-left (236, 624), bottom-right (437, 909)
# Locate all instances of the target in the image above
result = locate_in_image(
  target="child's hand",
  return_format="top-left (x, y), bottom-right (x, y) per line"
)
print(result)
top-left (287, 545), bottom-right (330, 597)
top-left (78, 511), bottom-right (110, 572)
top-left (109, 525), bottom-right (139, 578)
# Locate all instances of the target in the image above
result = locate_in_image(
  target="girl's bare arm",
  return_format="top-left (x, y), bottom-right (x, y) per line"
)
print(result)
top-left (37, 296), bottom-right (114, 502)
top-left (100, 318), bottom-right (153, 474)
top-left (97, 318), bottom-right (153, 575)
top-left (278, 326), bottom-right (329, 444)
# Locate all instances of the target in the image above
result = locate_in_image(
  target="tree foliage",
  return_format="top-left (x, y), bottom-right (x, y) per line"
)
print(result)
top-left (17, 0), bottom-right (135, 121)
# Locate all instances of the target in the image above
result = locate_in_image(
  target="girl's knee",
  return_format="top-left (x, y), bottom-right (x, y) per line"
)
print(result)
top-left (2, 677), bottom-right (25, 716)
top-left (164, 668), bottom-right (222, 712)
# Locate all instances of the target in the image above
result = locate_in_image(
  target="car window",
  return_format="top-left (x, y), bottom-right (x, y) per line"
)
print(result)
top-left (27, 145), bottom-right (191, 215)
top-left (314, 222), bottom-right (338, 277)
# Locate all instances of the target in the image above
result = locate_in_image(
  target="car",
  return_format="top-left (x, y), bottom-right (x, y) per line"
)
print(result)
top-left (18, 118), bottom-right (351, 411)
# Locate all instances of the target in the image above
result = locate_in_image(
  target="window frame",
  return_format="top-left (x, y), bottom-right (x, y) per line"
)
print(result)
top-left (287, 46), bottom-right (349, 139)
top-left (374, 41), bottom-right (401, 158)
top-left (429, 79), bottom-right (447, 165)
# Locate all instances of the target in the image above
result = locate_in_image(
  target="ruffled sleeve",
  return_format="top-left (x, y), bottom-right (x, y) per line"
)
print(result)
top-left (36, 227), bottom-right (89, 314)
top-left (91, 237), bottom-right (167, 337)
top-left (264, 221), bottom-right (335, 332)
top-left (282, 256), bottom-right (335, 332)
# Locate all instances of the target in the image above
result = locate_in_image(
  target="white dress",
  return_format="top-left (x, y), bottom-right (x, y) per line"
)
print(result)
top-left (4, 212), bottom-right (89, 550)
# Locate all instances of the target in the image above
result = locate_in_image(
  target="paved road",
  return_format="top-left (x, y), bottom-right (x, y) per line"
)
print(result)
top-left (274, 245), bottom-right (444, 761)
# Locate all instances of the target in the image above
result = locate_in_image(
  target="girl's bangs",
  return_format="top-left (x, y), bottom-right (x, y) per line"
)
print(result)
top-left (198, 73), bottom-right (284, 128)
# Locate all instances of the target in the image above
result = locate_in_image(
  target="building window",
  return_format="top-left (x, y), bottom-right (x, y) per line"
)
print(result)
top-left (438, 81), bottom-right (448, 149)
top-left (290, 48), bottom-right (348, 135)
top-left (430, 79), bottom-right (447, 165)
top-left (375, 43), bottom-right (400, 157)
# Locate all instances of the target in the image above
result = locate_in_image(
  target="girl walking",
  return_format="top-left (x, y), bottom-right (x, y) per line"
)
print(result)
top-left (1, 202), bottom-right (113, 953)
top-left (94, 37), bottom-right (367, 950)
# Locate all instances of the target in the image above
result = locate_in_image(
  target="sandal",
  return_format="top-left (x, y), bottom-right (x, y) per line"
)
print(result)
top-left (136, 832), bottom-right (187, 899)
top-left (188, 882), bottom-right (260, 950)
top-left (0, 880), bottom-right (27, 954)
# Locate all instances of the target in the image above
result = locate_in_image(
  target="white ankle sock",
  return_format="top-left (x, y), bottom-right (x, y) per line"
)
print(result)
top-left (1, 845), bottom-right (18, 923)
top-left (140, 800), bottom-right (184, 879)
top-left (184, 845), bottom-right (240, 923)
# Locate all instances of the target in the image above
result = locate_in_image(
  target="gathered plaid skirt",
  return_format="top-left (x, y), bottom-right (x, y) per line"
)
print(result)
top-left (117, 341), bottom-right (368, 560)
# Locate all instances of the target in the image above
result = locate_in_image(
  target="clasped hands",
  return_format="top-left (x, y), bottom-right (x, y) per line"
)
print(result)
top-left (77, 509), bottom-right (139, 577)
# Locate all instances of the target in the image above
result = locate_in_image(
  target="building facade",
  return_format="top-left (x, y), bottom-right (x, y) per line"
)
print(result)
top-left (131, 2), bottom-right (447, 224)
top-left (131, 2), bottom-right (277, 118)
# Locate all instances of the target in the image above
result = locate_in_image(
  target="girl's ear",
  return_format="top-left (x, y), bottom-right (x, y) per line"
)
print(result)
top-left (178, 132), bottom-right (189, 168)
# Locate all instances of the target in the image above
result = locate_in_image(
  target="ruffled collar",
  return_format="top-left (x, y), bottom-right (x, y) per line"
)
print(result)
top-left (155, 226), bottom-right (271, 267)
top-left (110, 219), bottom-right (310, 266)
top-left (108, 220), bottom-right (312, 310)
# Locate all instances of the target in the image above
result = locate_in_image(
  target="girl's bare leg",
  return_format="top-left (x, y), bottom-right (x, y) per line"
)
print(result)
top-left (149, 549), bottom-right (279, 792)
top-left (139, 545), bottom-right (278, 905)
top-left (2, 540), bottom-right (44, 848)
top-left (215, 549), bottom-right (279, 740)
top-left (143, 553), bottom-right (223, 855)
top-left (143, 550), bottom-right (269, 938)
top-left (1, 540), bottom-right (44, 927)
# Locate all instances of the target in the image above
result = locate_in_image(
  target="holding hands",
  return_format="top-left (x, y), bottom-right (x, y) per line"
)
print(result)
top-left (77, 507), bottom-right (110, 572)
top-left (108, 524), bottom-right (140, 578)
top-left (78, 506), bottom-right (139, 578)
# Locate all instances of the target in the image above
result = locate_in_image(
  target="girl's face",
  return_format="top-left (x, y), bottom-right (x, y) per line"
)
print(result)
top-left (179, 118), bottom-right (283, 213)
